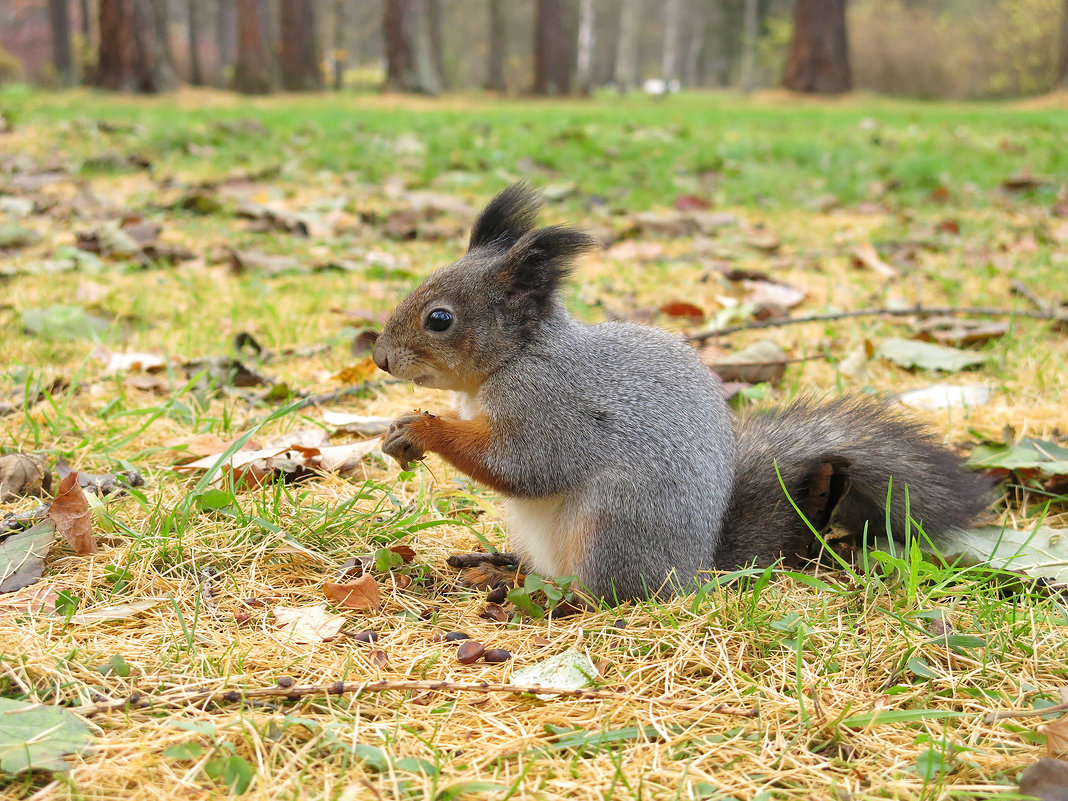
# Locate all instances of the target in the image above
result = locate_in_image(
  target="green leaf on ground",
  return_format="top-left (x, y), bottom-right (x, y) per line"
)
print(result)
top-left (510, 647), bottom-right (598, 700)
top-left (22, 305), bottom-right (112, 341)
top-left (932, 525), bottom-right (1068, 585)
top-left (0, 519), bottom-right (56, 593)
top-left (0, 698), bottom-right (93, 773)
top-left (875, 338), bottom-right (987, 372)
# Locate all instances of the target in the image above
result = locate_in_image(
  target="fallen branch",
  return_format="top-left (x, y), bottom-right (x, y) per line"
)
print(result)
top-left (289, 379), bottom-right (399, 411)
top-left (985, 699), bottom-right (1068, 723)
top-left (687, 306), bottom-right (1068, 342)
top-left (74, 678), bottom-right (759, 718)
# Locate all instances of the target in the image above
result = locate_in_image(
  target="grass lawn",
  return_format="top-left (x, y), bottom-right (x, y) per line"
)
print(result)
top-left (1, 86), bottom-right (1067, 800)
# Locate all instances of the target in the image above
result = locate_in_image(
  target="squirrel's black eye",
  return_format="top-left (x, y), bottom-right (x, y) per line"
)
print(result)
top-left (425, 309), bottom-right (453, 332)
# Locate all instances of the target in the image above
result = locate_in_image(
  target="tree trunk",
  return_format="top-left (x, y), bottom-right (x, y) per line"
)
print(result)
top-left (533, 0), bottom-right (574, 95)
top-left (80, 0), bottom-right (91, 38)
top-left (683, 4), bottom-right (705, 88)
top-left (186, 0), bottom-right (202, 85)
top-left (232, 0), bottom-right (276, 93)
top-left (216, 0), bottom-right (236, 77)
top-left (427, 0), bottom-right (445, 90)
top-left (332, 0), bottom-right (346, 90)
top-left (661, 0), bottom-right (681, 85)
top-left (739, 0), bottom-right (758, 91)
top-left (49, 0), bottom-right (75, 85)
top-left (782, 0), bottom-right (851, 94)
top-left (574, 0), bottom-right (594, 94)
top-left (383, 0), bottom-right (415, 91)
top-left (279, 0), bottom-right (322, 90)
top-left (484, 0), bottom-right (506, 91)
top-left (613, 0), bottom-right (638, 91)
top-left (96, 0), bottom-right (177, 92)
top-left (1059, 0), bottom-right (1068, 88)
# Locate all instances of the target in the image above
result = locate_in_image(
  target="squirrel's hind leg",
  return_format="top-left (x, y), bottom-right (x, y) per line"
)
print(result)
top-left (446, 552), bottom-right (525, 589)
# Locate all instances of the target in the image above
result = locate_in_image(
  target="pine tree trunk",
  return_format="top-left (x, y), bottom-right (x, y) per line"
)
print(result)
top-left (574, 0), bottom-right (594, 94)
top-left (739, 0), bottom-right (758, 91)
top-left (533, 0), bottom-right (574, 95)
top-left (232, 0), bottom-right (276, 93)
top-left (613, 0), bottom-right (638, 91)
top-left (187, 0), bottom-right (202, 85)
top-left (1059, 0), bottom-right (1068, 88)
top-left (216, 0), bottom-right (236, 77)
top-left (332, 0), bottom-right (346, 90)
top-left (484, 0), bottom-right (506, 91)
top-left (49, 0), bottom-right (75, 85)
top-left (427, 0), bottom-right (445, 90)
top-left (96, 0), bottom-right (177, 92)
top-left (782, 0), bottom-right (851, 94)
top-left (661, 0), bottom-right (681, 85)
top-left (80, 0), bottom-right (91, 37)
top-left (383, 0), bottom-right (415, 91)
top-left (279, 0), bottom-right (322, 90)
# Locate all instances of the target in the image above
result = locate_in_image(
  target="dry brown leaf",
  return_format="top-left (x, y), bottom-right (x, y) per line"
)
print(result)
top-left (658, 301), bottom-right (705, 321)
top-left (314, 437), bottom-right (384, 474)
top-left (331, 358), bottom-right (379, 385)
top-left (741, 278), bottom-right (806, 309)
top-left (1042, 715), bottom-right (1068, 758)
top-left (914, 318), bottom-right (1009, 347)
top-left (325, 573), bottom-right (382, 610)
top-left (0, 582), bottom-right (57, 616)
top-left (68, 598), bottom-right (163, 624)
top-left (389, 545), bottom-right (417, 564)
top-left (851, 243), bottom-right (897, 278)
top-left (0, 453), bottom-right (52, 502)
top-left (705, 340), bottom-right (788, 385)
top-left (273, 604), bottom-right (347, 643)
top-left (1019, 758), bottom-right (1068, 801)
top-left (47, 473), bottom-right (97, 555)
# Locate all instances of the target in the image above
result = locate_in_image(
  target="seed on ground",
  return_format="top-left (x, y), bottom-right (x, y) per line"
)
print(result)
top-left (456, 641), bottom-right (486, 664)
top-left (350, 630), bottom-right (378, 643)
top-left (444, 631), bottom-right (470, 642)
top-left (483, 648), bottom-right (512, 663)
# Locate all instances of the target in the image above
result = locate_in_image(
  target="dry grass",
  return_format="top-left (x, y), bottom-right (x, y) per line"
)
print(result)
top-left (1, 92), bottom-right (1067, 800)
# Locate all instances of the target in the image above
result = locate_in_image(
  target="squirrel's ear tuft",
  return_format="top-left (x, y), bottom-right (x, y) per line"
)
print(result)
top-left (468, 183), bottom-right (541, 250)
top-left (499, 226), bottom-right (598, 297)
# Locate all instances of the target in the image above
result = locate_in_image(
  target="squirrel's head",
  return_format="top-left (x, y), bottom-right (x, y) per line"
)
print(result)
top-left (373, 184), bottom-right (597, 392)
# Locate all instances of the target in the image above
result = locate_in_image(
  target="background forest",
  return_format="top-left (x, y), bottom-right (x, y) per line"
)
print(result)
top-left (1, 0), bottom-right (1067, 101)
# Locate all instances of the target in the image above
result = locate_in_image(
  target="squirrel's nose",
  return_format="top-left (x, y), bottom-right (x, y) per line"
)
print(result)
top-left (372, 341), bottom-right (389, 373)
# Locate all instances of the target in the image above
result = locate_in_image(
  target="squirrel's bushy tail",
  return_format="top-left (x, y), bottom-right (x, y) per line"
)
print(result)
top-left (713, 397), bottom-right (993, 570)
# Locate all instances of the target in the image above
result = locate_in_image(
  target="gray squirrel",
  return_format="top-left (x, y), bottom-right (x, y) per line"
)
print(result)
top-left (372, 184), bottom-right (991, 602)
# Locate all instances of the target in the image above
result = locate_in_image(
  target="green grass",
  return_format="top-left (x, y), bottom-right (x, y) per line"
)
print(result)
top-left (0, 88), bottom-right (1066, 800)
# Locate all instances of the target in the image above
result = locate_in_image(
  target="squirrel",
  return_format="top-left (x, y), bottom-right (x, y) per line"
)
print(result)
top-left (372, 184), bottom-right (992, 602)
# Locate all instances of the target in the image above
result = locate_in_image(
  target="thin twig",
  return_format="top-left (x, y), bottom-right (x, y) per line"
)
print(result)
top-left (686, 306), bottom-right (1068, 342)
top-left (289, 379), bottom-right (398, 411)
top-left (73, 678), bottom-right (759, 718)
top-left (1010, 280), bottom-right (1055, 314)
top-left (984, 700), bottom-right (1068, 723)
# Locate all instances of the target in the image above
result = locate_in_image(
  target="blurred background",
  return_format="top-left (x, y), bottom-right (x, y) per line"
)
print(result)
top-left (1, 0), bottom-right (1066, 100)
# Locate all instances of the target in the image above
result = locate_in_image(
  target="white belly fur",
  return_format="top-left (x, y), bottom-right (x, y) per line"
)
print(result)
top-left (453, 392), bottom-right (584, 579)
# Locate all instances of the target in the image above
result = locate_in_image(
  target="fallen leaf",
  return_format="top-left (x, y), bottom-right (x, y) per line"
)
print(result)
top-left (227, 248), bottom-right (302, 276)
top-left (184, 356), bottom-right (272, 389)
top-left (47, 473), bottom-right (97, 555)
top-left (388, 545), bottom-right (417, 564)
top-left (1002, 172), bottom-right (1053, 192)
top-left (68, 598), bottom-right (163, 624)
top-left (326, 573), bottom-right (382, 610)
top-left (91, 346), bottom-right (167, 374)
top-left (1019, 758), bottom-right (1068, 801)
top-left (55, 456), bottom-right (144, 497)
top-left (745, 230), bottom-right (780, 253)
top-left (22, 306), bottom-right (111, 341)
top-left (740, 278), bottom-right (806, 309)
top-left (706, 340), bottom-right (788, 385)
top-left (875, 338), bottom-right (986, 372)
top-left (509, 647), bottom-right (599, 700)
top-left (673, 194), bottom-right (711, 211)
top-left (0, 698), bottom-right (93, 773)
top-left (0, 581), bottom-right (57, 614)
top-left (0, 520), bottom-right (56, 593)
top-left (273, 604), bottom-right (346, 643)
top-left (896, 384), bottom-right (991, 411)
top-left (322, 411), bottom-right (392, 437)
top-left (1042, 716), bottom-right (1068, 758)
top-left (176, 435), bottom-right (382, 482)
top-left (851, 243), bottom-right (897, 278)
top-left (968, 437), bottom-right (1068, 493)
top-left (164, 433), bottom-right (256, 464)
top-left (331, 358), bottom-right (379, 385)
top-left (0, 453), bottom-right (52, 501)
top-left (913, 318), bottom-right (1009, 347)
top-left (658, 301), bottom-right (704, 322)
top-left (314, 438), bottom-right (384, 474)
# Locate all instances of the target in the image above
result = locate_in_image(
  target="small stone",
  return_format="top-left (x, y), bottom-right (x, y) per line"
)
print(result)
top-left (444, 631), bottom-right (470, 643)
top-left (613, 619), bottom-right (626, 628)
top-left (483, 648), bottom-right (511, 663)
top-left (457, 641), bottom-right (486, 664)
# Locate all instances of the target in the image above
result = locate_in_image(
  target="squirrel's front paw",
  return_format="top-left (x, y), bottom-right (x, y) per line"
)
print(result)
top-left (382, 411), bottom-right (435, 470)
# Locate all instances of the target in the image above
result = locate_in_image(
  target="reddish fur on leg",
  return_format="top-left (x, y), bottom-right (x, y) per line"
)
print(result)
top-left (407, 413), bottom-right (513, 494)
